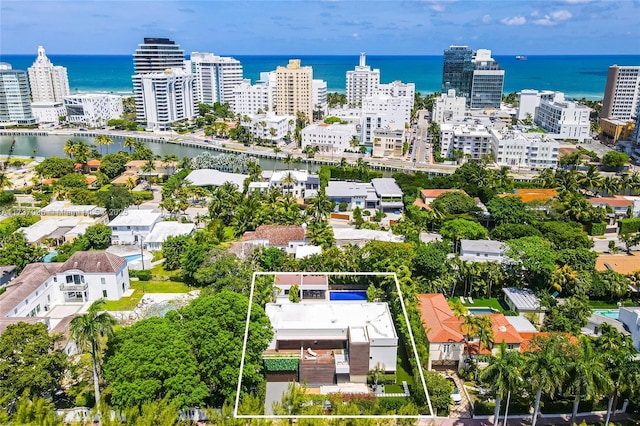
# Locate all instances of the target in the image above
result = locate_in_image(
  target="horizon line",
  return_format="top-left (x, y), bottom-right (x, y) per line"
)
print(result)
top-left (1, 52), bottom-right (639, 57)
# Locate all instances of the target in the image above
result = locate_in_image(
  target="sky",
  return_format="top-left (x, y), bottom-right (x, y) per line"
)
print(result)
top-left (1, 0), bottom-right (639, 56)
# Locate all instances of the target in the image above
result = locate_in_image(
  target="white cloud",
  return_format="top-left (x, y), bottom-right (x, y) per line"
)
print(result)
top-left (482, 14), bottom-right (491, 24)
top-left (419, 0), bottom-right (458, 12)
top-left (534, 16), bottom-right (555, 26)
top-left (352, 32), bottom-right (360, 39)
top-left (500, 16), bottom-right (526, 25)
top-left (550, 10), bottom-right (572, 21)
top-left (531, 10), bottom-right (540, 17)
top-left (563, 0), bottom-right (591, 3)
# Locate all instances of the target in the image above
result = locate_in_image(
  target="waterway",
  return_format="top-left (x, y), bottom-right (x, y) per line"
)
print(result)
top-left (0, 133), bottom-right (319, 172)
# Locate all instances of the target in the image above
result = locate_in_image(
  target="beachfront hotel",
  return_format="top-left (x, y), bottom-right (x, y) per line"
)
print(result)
top-left (27, 46), bottom-right (70, 103)
top-left (600, 65), bottom-right (640, 121)
top-left (345, 53), bottom-right (380, 106)
top-left (275, 59), bottom-right (314, 122)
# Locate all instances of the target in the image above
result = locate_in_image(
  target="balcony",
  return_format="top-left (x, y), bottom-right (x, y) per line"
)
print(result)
top-left (60, 282), bottom-right (88, 292)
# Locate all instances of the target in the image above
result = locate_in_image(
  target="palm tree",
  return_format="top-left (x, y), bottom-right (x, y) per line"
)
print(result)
top-left (578, 165), bottom-right (602, 194)
top-left (303, 145), bottom-right (316, 159)
top-left (162, 154), bottom-right (179, 176)
top-left (534, 168), bottom-right (556, 188)
top-left (125, 176), bottom-right (137, 190)
top-left (69, 299), bottom-right (117, 407)
top-left (0, 173), bottom-right (11, 190)
top-left (480, 342), bottom-right (522, 426)
top-left (141, 160), bottom-right (155, 189)
top-left (599, 176), bottom-right (621, 197)
top-left (63, 139), bottom-right (76, 158)
top-left (95, 135), bottom-right (113, 155)
top-left (280, 172), bottom-right (297, 196)
top-left (269, 127), bottom-right (277, 145)
top-left (123, 137), bottom-right (136, 154)
top-left (349, 135), bottom-right (360, 149)
top-left (272, 146), bottom-right (282, 171)
top-left (448, 298), bottom-right (468, 317)
top-left (524, 335), bottom-right (571, 426)
top-left (283, 153), bottom-right (293, 170)
top-left (567, 337), bottom-right (612, 426)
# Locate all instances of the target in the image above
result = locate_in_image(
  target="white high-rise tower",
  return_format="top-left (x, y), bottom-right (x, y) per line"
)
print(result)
top-left (345, 53), bottom-right (380, 106)
top-left (189, 52), bottom-right (243, 107)
top-left (27, 46), bottom-right (70, 103)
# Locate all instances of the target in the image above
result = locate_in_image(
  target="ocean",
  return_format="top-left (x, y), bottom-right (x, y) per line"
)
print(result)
top-left (1, 54), bottom-right (639, 100)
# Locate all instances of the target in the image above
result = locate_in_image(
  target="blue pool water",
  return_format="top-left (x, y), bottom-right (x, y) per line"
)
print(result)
top-left (329, 291), bottom-right (367, 301)
top-left (123, 254), bottom-right (142, 263)
top-left (468, 307), bottom-right (498, 315)
top-left (593, 309), bottom-right (619, 320)
top-left (43, 251), bottom-right (58, 263)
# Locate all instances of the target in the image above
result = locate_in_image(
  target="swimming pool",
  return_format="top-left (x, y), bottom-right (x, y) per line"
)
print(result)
top-left (468, 307), bottom-right (498, 315)
top-left (123, 254), bottom-right (142, 263)
top-left (593, 309), bottom-right (619, 320)
top-left (329, 291), bottom-right (367, 301)
top-left (43, 251), bottom-right (58, 263)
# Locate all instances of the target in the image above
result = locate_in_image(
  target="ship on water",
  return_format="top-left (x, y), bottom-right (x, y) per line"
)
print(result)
top-left (516, 55), bottom-right (528, 61)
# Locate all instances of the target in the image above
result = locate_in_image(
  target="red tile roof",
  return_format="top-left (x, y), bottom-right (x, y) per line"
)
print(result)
top-left (588, 196), bottom-right (633, 208)
top-left (417, 294), bottom-right (465, 343)
top-left (420, 189), bottom-right (468, 200)
top-left (242, 225), bottom-right (306, 247)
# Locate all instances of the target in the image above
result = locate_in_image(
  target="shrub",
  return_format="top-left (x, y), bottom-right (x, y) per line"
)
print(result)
top-left (135, 270), bottom-right (151, 281)
top-left (0, 191), bottom-right (15, 206)
top-left (587, 222), bottom-right (606, 236)
top-left (338, 202), bottom-right (348, 212)
top-left (619, 218), bottom-right (640, 234)
top-left (131, 190), bottom-right (153, 201)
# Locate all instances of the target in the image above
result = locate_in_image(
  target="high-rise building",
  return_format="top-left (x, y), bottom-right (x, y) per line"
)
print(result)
top-left (442, 46), bottom-right (474, 100)
top-left (442, 46), bottom-right (504, 109)
top-left (232, 79), bottom-right (271, 116)
top-left (190, 52), bottom-right (243, 107)
top-left (27, 46), bottom-right (70, 103)
top-left (345, 53), bottom-right (380, 106)
top-left (0, 63), bottom-right (36, 125)
top-left (275, 59), bottom-right (313, 121)
top-left (360, 81), bottom-right (414, 146)
top-left (137, 69), bottom-right (195, 131)
top-left (132, 38), bottom-right (195, 129)
top-left (600, 65), bottom-right (640, 121)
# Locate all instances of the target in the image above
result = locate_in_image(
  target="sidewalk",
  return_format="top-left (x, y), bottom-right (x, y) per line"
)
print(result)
top-left (417, 411), bottom-right (636, 425)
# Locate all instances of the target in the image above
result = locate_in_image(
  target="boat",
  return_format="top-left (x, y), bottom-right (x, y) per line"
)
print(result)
top-left (516, 55), bottom-right (528, 61)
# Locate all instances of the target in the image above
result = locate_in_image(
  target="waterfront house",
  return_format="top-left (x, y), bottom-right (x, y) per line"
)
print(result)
top-left (143, 222), bottom-right (195, 251)
top-left (109, 209), bottom-right (162, 245)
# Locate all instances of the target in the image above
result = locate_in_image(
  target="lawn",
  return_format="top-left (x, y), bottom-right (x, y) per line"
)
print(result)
top-left (462, 297), bottom-right (504, 312)
top-left (103, 289), bottom-right (143, 311)
top-left (587, 299), bottom-right (635, 309)
top-left (131, 280), bottom-right (192, 293)
top-left (395, 334), bottom-right (416, 390)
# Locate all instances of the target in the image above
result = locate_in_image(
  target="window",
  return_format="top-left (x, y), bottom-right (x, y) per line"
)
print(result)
top-left (102, 290), bottom-right (108, 298)
top-left (101, 278), bottom-right (106, 285)
top-left (442, 344), bottom-right (452, 353)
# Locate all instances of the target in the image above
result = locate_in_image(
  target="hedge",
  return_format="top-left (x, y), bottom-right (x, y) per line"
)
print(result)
top-left (619, 218), bottom-right (640, 234)
top-left (132, 190), bottom-right (154, 201)
top-left (263, 357), bottom-right (299, 372)
top-left (130, 269), bottom-right (151, 281)
top-left (587, 222), bottom-right (607, 236)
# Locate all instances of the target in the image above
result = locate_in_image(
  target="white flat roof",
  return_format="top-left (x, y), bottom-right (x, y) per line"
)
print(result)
top-left (505, 315), bottom-right (537, 333)
top-left (144, 222), bottom-right (195, 244)
top-left (109, 209), bottom-right (161, 227)
top-left (18, 217), bottom-right (83, 243)
top-left (39, 201), bottom-right (104, 216)
top-left (371, 178), bottom-right (403, 198)
top-left (332, 227), bottom-right (404, 243)
top-left (185, 169), bottom-right (247, 188)
top-left (266, 301), bottom-right (397, 340)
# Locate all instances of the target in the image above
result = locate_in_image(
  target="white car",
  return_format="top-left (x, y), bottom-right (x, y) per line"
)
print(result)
top-left (447, 377), bottom-right (462, 404)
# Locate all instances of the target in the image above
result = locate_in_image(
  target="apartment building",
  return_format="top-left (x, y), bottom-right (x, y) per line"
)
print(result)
top-left (275, 59), bottom-right (313, 121)
top-left (345, 53), bottom-right (380, 106)
top-left (534, 93), bottom-right (591, 141)
top-left (301, 122), bottom-right (358, 154)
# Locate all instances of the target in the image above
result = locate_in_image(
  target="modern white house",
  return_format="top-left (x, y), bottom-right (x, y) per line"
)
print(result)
top-left (143, 222), bottom-right (195, 251)
top-left (371, 178), bottom-right (404, 212)
top-left (502, 287), bottom-right (544, 316)
top-left (109, 209), bottom-right (162, 245)
top-left (301, 123), bottom-right (358, 155)
top-left (63, 94), bottom-right (123, 127)
top-left (618, 307), bottom-right (640, 350)
top-left (265, 300), bottom-right (398, 384)
top-left (267, 170), bottom-right (320, 198)
top-left (325, 181), bottom-right (379, 211)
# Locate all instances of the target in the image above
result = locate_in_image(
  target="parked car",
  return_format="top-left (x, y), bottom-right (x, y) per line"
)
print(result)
top-left (447, 377), bottom-right (462, 404)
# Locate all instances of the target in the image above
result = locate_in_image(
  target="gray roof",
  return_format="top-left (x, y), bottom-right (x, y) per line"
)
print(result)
top-left (0, 263), bottom-right (61, 317)
top-left (502, 287), bottom-right (542, 311)
top-left (371, 178), bottom-right (403, 198)
top-left (326, 181), bottom-right (377, 199)
top-left (59, 251), bottom-right (127, 274)
top-left (460, 239), bottom-right (505, 253)
top-left (185, 169), bottom-right (247, 188)
top-left (505, 315), bottom-right (537, 333)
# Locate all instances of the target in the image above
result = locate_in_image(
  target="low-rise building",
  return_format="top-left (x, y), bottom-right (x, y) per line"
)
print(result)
top-left (534, 93), bottom-right (591, 142)
top-left (416, 294), bottom-right (465, 370)
top-left (371, 178), bottom-right (404, 213)
top-left (143, 222), bottom-right (195, 251)
top-left (372, 127), bottom-right (405, 158)
top-left (490, 128), bottom-right (559, 169)
top-left (432, 89), bottom-right (466, 124)
top-left (232, 79), bottom-right (272, 116)
top-left (63, 94), bottom-right (123, 127)
top-left (246, 113), bottom-right (295, 144)
top-left (241, 225), bottom-right (307, 256)
top-left (31, 101), bottom-right (67, 124)
top-left (587, 196), bottom-right (633, 217)
top-left (439, 123), bottom-right (492, 160)
top-left (599, 118), bottom-right (635, 146)
top-left (109, 209), bottom-right (162, 245)
top-left (326, 181), bottom-right (379, 211)
top-left (301, 123), bottom-right (358, 155)
top-left (517, 90), bottom-right (558, 120)
top-left (267, 170), bottom-right (320, 199)
top-left (273, 274), bottom-right (329, 301)
top-left (502, 287), bottom-right (543, 316)
top-left (332, 228), bottom-right (404, 247)
top-left (458, 239), bottom-right (506, 263)
top-left (184, 169), bottom-right (248, 188)
top-left (125, 160), bottom-right (178, 178)
top-left (413, 189), bottom-right (469, 210)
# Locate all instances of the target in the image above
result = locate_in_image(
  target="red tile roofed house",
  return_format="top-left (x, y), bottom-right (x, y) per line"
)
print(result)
top-left (413, 189), bottom-right (469, 210)
top-left (74, 159), bottom-right (101, 174)
top-left (588, 196), bottom-right (633, 217)
top-left (466, 314), bottom-right (524, 355)
top-left (417, 294), bottom-right (465, 370)
top-left (241, 225), bottom-right (307, 256)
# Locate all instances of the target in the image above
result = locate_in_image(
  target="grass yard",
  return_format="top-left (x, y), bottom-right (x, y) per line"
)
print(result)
top-left (395, 334), bottom-right (416, 390)
top-left (103, 289), bottom-right (143, 311)
top-left (588, 299), bottom-right (635, 309)
top-left (131, 280), bottom-right (191, 293)
top-left (462, 297), bottom-right (504, 312)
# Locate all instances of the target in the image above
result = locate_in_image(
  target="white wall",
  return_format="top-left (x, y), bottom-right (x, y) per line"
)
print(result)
top-left (369, 344), bottom-right (397, 373)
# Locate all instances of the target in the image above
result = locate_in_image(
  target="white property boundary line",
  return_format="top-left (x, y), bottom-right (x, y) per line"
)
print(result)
top-left (234, 271), bottom-right (435, 421)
